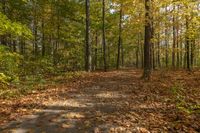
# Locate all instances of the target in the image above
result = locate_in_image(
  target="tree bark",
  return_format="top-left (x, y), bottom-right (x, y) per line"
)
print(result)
top-left (117, 3), bottom-right (122, 69)
top-left (102, 0), bottom-right (107, 72)
top-left (33, 1), bottom-right (38, 56)
top-left (42, 17), bottom-right (45, 57)
top-left (85, 0), bottom-right (92, 72)
top-left (191, 40), bottom-right (195, 69)
top-left (176, 6), bottom-right (180, 68)
top-left (157, 33), bottom-right (161, 68)
top-left (0, 0), bottom-right (7, 46)
top-left (186, 16), bottom-right (190, 71)
top-left (136, 34), bottom-right (140, 68)
top-left (172, 8), bottom-right (176, 69)
top-left (93, 31), bottom-right (98, 70)
top-left (165, 7), bottom-right (169, 68)
top-left (143, 0), bottom-right (152, 79)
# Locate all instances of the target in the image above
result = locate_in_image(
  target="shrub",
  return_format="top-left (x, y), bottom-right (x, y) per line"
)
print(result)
top-left (0, 46), bottom-right (22, 83)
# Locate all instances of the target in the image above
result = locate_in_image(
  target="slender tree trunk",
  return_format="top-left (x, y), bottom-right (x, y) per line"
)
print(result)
top-left (191, 40), bottom-right (195, 69)
top-left (55, 1), bottom-right (61, 65)
top-left (172, 13), bottom-right (176, 69)
top-left (165, 7), bottom-right (169, 68)
top-left (121, 39), bottom-right (124, 67)
top-left (42, 17), bottom-right (45, 57)
top-left (93, 31), bottom-right (98, 70)
top-left (85, 0), bottom-right (92, 72)
top-left (157, 33), bottom-right (161, 68)
top-left (140, 32), bottom-right (144, 68)
top-left (33, 1), bottom-right (38, 56)
top-left (141, 44), bottom-right (144, 68)
top-left (136, 34), bottom-right (140, 68)
top-left (150, 20), bottom-right (154, 70)
top-left (143, 0), bottom-right (151, 79)
top-left (136, 47), bottom-right (139, 68)
top-left (13, 40), bottom-right (16, 52)
top-left (186, 16), bottom-right (190, 71)
top-left (117, 3), bottom-right (122, 69)
top-left (152, 39), bottom-right (155, 70)
top-left (176, 6), bottom-right (180, 68)
top-left (180, 33), bottom-right (183, 68)
top-left (107, 44), bottom-right (110, 69)
top-left (165, 33), bottom-right (168, 68)
top-left (102, 0), bottom-right (107, 72)
top-left (0, 0), bottom-right (7, 46)
top-left (1, 0), bottom-right (6, 15)
top-left (20, 38), bottom-right (25, 55)
top-left (176, 26), bottom-right (180, 68)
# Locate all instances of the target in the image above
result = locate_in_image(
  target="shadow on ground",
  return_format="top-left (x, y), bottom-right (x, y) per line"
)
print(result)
top-left (1, 70), bottom-right (200, 133)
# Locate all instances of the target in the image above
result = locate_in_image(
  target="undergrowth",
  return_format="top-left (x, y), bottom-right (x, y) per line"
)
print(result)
top-left (171, 84), bottom-right (200, 114)
top-left (0, 71), bottom-right (84, 99)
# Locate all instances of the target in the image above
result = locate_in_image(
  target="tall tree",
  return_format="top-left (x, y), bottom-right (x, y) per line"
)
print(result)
top-left (172, 4), bottom-right (176, 69)
top-left (185, 14), bottom-right (190, 71)
top-left (165, 7), bottom-right (169, 67)
top-left (102, 0), bottom-right (107, 72)
top-left (117, 2), bottom-right (123, 69)
top-left (143, 0), bottom-right (152, 79)
top-left (85, 0), bottom-right (92, 72)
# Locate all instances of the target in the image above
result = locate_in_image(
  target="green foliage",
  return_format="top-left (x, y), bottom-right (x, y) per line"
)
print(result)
top-left (0, 12), bottom-right (32, 39)
top-left (0, 73), bottom-right (10, 84)
top-left (21, 57), bottom-right (55, 76)
top-left (55, 48), bottom-right (84, 71)
top-left (171, 84), bottom-right (200, 114)
top-left (0, 46), bottom-right (22, 83)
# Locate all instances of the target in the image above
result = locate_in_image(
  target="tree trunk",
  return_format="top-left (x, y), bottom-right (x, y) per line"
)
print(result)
top-left (191, 40), bottom-right (195, 69)
top-left (172, 12), bottom-right (176, 69)
top-left (33, 1), bottom-right (38, 56)
top-left (94, 31), bottom-right (98, 70)
top-left (176, 6), bottom-right (180, 68)
top-left (176, 27), bottom-right (180, 68)
top-left (0, 0), bottom-right (7, 46)
top-left (13, 40), bottom-right (17, 52)
top-left (186, 16), bottom-right (190, 71)
top-left (157, 33), bottom-right (161, 68)
top-left (140, 32), bottom-right (144, 68)
top-left (121, 39), bottom-right (124, 67)
top-left (85, 0), bottom-right (92, 72)
top-left (117, 3), bottom-right (122, 69)
top-left (143, 0), bottom-right (151, 79)
top-left (152, 39), bottom-right (155, 70)
top-left (165, 7), bottom-right (168, 68)
top-left (180, 33), bottom-right (183, 68)
top-left (136, 34), bottom-right (140, 68)
top-left (42, 17), bottom-right (45, 57)
top-left (102, 0), bottom-right (107, 72)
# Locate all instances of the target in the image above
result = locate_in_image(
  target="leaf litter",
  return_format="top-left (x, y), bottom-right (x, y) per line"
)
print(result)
top-left (0, 69), bottom-right (200, 132)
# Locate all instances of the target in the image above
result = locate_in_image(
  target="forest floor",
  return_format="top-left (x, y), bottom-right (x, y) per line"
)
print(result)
top-left (0, 69), bottom-right (200, 133)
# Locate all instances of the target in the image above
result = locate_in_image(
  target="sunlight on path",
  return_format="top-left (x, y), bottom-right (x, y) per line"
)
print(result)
top-left (0, 70), bottom-right (181, 133)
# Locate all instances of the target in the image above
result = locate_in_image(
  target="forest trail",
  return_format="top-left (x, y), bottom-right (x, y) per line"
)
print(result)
top-left (0, 70), bottom-right (200, 133)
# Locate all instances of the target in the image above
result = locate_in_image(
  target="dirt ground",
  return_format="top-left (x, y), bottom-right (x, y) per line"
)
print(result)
top-left (0, 69), bottom-right (200, 133)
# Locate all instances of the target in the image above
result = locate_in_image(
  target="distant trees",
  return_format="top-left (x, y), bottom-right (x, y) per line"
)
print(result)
top-left (0, 0), bottom-right (199, 78)
top-left (141, 0), bottom-right (200, 78)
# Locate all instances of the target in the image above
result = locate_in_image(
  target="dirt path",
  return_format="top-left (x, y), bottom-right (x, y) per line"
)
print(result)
top-left (0, 70), bottom-right (200, 133)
